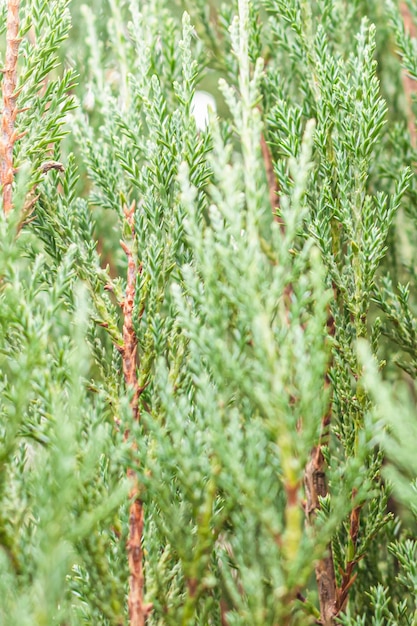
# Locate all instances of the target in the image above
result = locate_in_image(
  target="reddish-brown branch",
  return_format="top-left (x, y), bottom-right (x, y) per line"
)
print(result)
top-left (127, 488), bottom-right (152, 626)
top-left (302, 306), bottom-right (347, 626)
top-left (304, 331), bottom-right (361, 623)
top-left (220, 598), bottom-right (229, 626)
top-left (303, 303), bottom-right (337, 623)
top-left (120, 201), bottom-right (151, 626)
top-left (261, 72), bottom-right (364, 626)
top-left (120, 236), bottom-right (140, 421)
top-left (260, 133), bottom-right (287, 234)
top-left (304, 443), bottom-right (337, 626)
top-left (1, 0), bottom-right (21, 215)
top-left (335, 494), bottom-right (361, 614)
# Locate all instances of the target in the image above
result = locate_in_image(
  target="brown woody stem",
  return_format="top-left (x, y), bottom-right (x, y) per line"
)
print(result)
top-left (120, 201), bottom-right (150, 626)
top-left (1, 0), bottom-right (20, 215)
top-left (304, 445), bottom-right (337, 626)
top-left (260, 133), bottom-right (287, 234)
top-left (336, 495), bottom-right (361, 613)
top-left (302, 311), bottom-right (339, 625)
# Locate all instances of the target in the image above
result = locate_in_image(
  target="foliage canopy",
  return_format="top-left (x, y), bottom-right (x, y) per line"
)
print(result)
top-left (2, 1), bottom-right (417, 625)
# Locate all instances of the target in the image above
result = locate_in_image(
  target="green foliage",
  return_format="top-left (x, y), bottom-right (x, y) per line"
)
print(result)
top-left (4, 0), bottom-right (417, 624)
top-left (0, 210), bottom-right (130, 624)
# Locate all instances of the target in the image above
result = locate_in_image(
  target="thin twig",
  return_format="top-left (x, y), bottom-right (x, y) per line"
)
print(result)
top-left (260, 132), bottom-right (287, 233)
top-left (220, 598), bottom-right (229, 626)
top-left (39, 160), bottom-right (65, 174)
top-left (120, 237), bottom-right (140, 421)
top-left (304, 315), bottom-right (337, 624)
top-left (15, 162), bottom-right (65, 233)
top-left (1, 0), bottom-right (21, 215)
top-left (335, 493), bottom-right (361, 613)
top-left (260, 133), bottom-right (280, 213)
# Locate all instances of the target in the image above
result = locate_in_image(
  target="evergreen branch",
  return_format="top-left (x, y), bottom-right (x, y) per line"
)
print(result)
top-left (265, 111), bottom-right (337, 620)
top-left (4, 1), bottom-right (417, 623)
top-left (1, 0), bottom-right (21, 215)
top-left (264, 103), bottom-right (339, 621)
top-left (262, 81), bottom-right (339, 622)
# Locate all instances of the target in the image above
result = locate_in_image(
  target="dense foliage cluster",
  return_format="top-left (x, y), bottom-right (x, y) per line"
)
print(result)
top-left (2, 0), bottom-right (417, 624)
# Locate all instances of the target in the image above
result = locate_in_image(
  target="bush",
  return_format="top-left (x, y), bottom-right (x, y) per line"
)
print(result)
top-left (2, 0), bottom-right (417, 624)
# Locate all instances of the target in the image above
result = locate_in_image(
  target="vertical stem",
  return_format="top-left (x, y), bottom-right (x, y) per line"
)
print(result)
top-left (1, 0), bottom-right (20, 215)
top-left (220, 599), bottom-right (229, 626)
top-left (304, 445), bottom-right (337, 626)
top-left (127, 493), bottom-right (145, 626)
top-left (335, 495), bottom-right (361, 613)
top-left (120, 202), bottom-right (151, 626)
top-left (260, 132), bottom-right (286, 231)
top-left (305, 314), bottom-right (337, 626)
